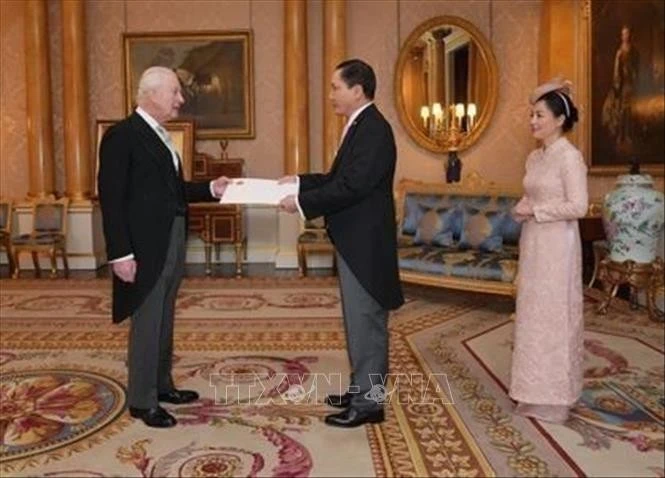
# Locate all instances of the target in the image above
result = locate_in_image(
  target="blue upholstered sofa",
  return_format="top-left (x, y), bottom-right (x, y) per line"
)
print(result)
top-left (395, 173), bottom-right (523, 296)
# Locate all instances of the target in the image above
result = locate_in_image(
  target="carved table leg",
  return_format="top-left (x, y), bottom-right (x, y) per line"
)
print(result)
top-left (297, 245), bottom-right (306, 277)
top-left (647, 259), bottom-right (664, 322)
top-left (203, 214), bottom-right (212, 276)
top-left (597, 283), bottom-right (619, 315)
top-left (204, 243), bottom-right (212, 276)
top-left (646, 286), bottom-right (664, 322)
top-left (629, 285), bottom-right (639, 310)
top-left (214, 243), bottom-right (221, 264)
top-left (234, 242), bottom-right (243, 278)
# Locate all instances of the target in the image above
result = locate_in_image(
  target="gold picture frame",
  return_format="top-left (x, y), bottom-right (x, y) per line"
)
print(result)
top-left (582, 0), bottom-right (664, 176)
top-left (394, 15), bottom-right (499, 155)
top-left (123, 30), bottom-right (254, 140)
top-left (94, 119), bottom-right (196, 197)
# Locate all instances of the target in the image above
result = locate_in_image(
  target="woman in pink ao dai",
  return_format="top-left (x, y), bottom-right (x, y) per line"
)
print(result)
top-left (509, 79), bottom-right (589, 424)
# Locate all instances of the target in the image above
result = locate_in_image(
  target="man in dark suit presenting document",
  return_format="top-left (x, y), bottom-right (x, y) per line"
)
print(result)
top-left (279, 59), bottom-right (404, 427)
top-left (98, 66), bottom-right (228, 428)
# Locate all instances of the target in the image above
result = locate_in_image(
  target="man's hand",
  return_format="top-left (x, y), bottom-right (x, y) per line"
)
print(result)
top-left (112, 259), bottom-right (137, 283)
top-left (277, 175), bottom-right (298, 185)
top-left (212, 176), bottom-right (231, 198)
top-left (279, 194), bottom-right (298, 214)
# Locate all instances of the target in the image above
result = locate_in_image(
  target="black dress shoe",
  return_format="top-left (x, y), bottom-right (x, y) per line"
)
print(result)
top-left (325, 392), bottom-right (353, 408)
top-left (129, 406), bottom-right (177, 428)
top-left (158, 389), bottom-right (199, 404)
top-left (324, 407), bottom-right (385, 428)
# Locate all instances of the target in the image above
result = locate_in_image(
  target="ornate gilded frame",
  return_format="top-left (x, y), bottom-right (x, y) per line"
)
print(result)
top-left (123, 30), bottom-right (254, 140)
top-left (394, 16), bottom-right (499, 154)
top-left (580, 0), bottom-right (664, 176)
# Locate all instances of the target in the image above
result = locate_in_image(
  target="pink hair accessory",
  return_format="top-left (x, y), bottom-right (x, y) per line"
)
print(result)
top-left (529, 76), bottom-right (573, 105)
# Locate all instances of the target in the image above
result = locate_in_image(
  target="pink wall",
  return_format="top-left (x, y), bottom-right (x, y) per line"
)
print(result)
top-left (2, 0), bottom-right (656, 203)
top-left (347, 0), bottom-right (541, 191)
top-left (84, 0), bottom-right (284, 181)
top-left (1, 0), bottom-right (29, 199)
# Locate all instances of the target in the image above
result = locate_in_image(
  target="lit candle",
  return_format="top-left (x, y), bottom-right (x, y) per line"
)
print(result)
top-left (431, 102), bottom-right (443, 128)
top-left (467, 103), bottom-right (477, 130)
top-left (420, 106), bottom-right (430, 128)
top-left (455, 103), bottom-right (465, 128)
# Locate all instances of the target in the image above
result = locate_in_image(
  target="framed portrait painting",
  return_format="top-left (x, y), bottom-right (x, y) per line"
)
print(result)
top-left (94, 119), bottom-right (196, 197)
top-left (123, 30), bottom-right (254, 140)
top-left (587, 0), bottom-right (664, 175)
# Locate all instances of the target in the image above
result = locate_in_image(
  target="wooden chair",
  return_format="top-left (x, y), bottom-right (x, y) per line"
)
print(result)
top-left (0, 199), bottom-right (14, 275)
top-left (297, 217), bottom-right (336, 277)
top-left (11, 196), bottom-right (69, 279)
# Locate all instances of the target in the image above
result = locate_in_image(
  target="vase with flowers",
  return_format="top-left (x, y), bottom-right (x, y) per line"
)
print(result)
top-left (602, 159), bottom-right (664, 263)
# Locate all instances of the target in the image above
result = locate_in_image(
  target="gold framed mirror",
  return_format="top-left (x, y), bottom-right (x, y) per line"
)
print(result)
top-left (395, 16), bottom-right (498, 154)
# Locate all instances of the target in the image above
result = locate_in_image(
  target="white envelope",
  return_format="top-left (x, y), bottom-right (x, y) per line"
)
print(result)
top-left (219, 178), bottom-right (298, 205)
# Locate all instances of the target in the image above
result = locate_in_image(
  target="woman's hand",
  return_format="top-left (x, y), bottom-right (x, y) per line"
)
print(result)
top-left (513, 199), bottom-right (533, 216)
top-left (512, 198), bottom-right (534, 222)
top-left (511, 213), bottom-right (530, 224)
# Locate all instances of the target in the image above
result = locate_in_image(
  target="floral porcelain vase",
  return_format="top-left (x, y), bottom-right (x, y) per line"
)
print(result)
top-left (602, 174), bottom-right (665, 263)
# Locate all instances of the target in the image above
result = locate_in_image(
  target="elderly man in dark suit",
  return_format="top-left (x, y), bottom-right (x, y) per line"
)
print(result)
top-left (279, 59), bottom-right (404, 427)
top-left (98, 66), bottom-right (228, 428)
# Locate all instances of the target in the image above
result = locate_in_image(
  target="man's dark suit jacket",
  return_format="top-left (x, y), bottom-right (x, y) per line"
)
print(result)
top-left (299, 104), bottom-right (404, 310)
top-left (98, 112), bottom-right (213, 323)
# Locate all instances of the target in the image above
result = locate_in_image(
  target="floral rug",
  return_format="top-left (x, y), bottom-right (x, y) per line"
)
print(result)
top-left (409, 287), bottom-right (664, 478)
top-left (0, 277), bottom-right (662, 477)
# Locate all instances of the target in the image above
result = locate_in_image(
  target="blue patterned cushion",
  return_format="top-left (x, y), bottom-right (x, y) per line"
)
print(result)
top-left (402, 196), bottom-right (426, 235)
top-left (459, 210), bottom-right (505, 252)
top-left (402, 194), bottom-right (447, 235)
top-left (414, 207), bottom-right (461, 247)
top-left (402, 194), bottom-right (523, 247)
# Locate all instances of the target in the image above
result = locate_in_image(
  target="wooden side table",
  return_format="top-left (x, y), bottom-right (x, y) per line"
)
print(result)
top-left (596, 257), bottom-right (664, 321)
top-left (189, 151), bottom-right (246, 277)
top-left (189, 203), bottom-right (245, 277)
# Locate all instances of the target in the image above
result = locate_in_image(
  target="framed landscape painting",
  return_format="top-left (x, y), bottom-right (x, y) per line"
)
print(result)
top-left (587, 0), bottom-right (664, 175)
top-left (123, 30), bottom-right (254, 140)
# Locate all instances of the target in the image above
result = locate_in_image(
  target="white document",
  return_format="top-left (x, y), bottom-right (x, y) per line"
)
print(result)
top-left (219, 178), bottom-right (298, 205)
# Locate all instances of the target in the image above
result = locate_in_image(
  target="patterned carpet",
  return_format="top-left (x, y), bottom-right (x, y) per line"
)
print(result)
top-left (0, 277), bottom-right (663, 477)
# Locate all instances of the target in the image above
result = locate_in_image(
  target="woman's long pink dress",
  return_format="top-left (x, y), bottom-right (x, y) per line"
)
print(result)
top-left (509, 137), bottom-right (589, 406)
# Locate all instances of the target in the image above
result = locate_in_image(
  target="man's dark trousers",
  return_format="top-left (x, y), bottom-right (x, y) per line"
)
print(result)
top-left (127, 217), bottom-right (185, 409)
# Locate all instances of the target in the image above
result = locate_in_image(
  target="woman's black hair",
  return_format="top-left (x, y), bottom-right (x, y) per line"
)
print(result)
top-left (536, 90), bottom-right (579, 132)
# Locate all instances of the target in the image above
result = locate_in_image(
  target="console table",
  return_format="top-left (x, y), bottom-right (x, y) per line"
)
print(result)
top-left (596, 257), bottom-right (664, 322)
top-left (188, 152), bottom-right (246, 276)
